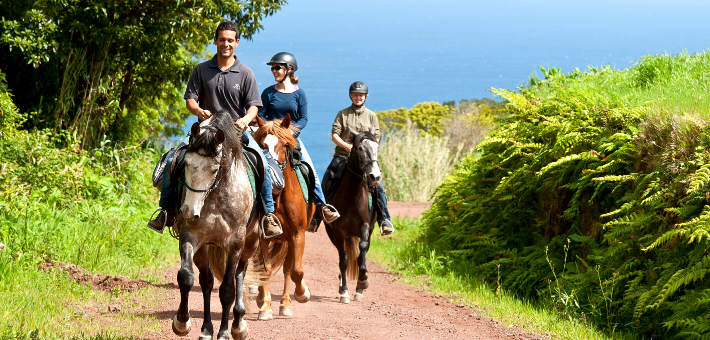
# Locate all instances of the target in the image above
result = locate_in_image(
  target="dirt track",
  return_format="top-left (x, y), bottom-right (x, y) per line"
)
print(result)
top-left (141, 201), bottom-right (542, 340)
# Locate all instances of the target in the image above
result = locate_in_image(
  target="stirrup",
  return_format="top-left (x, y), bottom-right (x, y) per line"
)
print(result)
top-left (379, 219), bottom-right (395, 236)
top-left (322, 204), bottom-right (340, 223)
top-left (261, 213), bottom-right (284, 239)
top-left (147, 208), bottom-right (166, 234)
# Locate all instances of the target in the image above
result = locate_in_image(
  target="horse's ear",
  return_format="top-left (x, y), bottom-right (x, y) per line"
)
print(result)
top-left (214, 129), bottom-right (225, 145)
top-left (281, 114), bottom-right (291, 129)
top-left (347, 127), bottom-right (359, 138)
top-left (191, 122), bottom-right (200, 137)
top-left (256, 116), bottom-right (266, 128)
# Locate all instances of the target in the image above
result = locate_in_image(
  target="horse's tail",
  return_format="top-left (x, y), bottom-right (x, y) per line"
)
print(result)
top-left (345, 236), bottom-right (361, 281)
top-left (251, 242), bottom-right (289, 284)
top-left (208, 245), bottom-right (228, 283)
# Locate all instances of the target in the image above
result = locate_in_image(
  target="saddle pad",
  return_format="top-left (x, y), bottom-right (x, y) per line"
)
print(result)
top-left (242, 150), bottom-right (257, 199)
top-left (295, 166), bottom-right (309, 203)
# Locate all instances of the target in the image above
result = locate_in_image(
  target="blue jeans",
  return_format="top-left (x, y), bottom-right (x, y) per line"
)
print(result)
top-left (247, 132), bottom-right (275, 213)
top-left (159, 133), bottom-right (274, 214)
top-left (297, 138), bottom-right (326, 206)
top-left (376, 181), bottom-right (391, 221)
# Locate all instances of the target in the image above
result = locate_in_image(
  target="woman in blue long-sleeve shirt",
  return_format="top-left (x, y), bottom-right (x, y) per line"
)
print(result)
top-left (258, 52), bottom-right (340, 226)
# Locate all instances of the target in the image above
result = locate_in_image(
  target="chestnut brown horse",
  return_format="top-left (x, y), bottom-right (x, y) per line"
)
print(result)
top-left (251, 114), bottom-right (316, 319)
top-left (172, 111), bottom-right (261, 340)
top-left (324, 127), bottom-right (382, 303)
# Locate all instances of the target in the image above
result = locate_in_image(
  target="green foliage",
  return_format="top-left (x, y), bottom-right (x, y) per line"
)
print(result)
top-left (422, 51), bottom-right (710, 338)
top-left (0, 129), bottom-right (174, 337)
top-left (378, 102), bottom-right (450, 136)
top-left (0, 69), bottom-right (23, 137)
top-left (0, 0), bottom-right (286, 147)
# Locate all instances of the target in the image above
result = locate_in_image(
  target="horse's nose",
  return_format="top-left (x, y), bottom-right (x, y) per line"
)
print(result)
top-left (368, 173), bottom-right (380, 184)
top-left (193, 214), bottom-right (199, 219)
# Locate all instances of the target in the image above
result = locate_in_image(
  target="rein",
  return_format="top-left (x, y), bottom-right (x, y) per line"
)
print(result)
top-left (183, 126), bottom-right (234, 197)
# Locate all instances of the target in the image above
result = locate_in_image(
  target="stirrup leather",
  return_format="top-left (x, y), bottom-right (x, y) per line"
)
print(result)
top-left (147, 208), bottom-right (166, 234)
top-left (261, 213), bottom-right (284, 239)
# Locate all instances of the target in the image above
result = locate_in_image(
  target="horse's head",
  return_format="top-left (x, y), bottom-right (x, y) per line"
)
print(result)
top-left (348, 126), bottom-right (381, 187)
top-left (252, 114), bottom-right (298, 170)
top-left (180, 113), bottom-right (239, 220)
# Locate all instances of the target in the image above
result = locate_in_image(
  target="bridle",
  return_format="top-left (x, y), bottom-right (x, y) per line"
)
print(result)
top-left (347, 135), bottom-right (379, 184)
top-left (183, 126), bottom-right (233, 198)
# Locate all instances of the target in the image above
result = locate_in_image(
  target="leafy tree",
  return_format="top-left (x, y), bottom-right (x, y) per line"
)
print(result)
top-left (0, 0), bottom-right (286, 147)
top-left (378, 102), bottom-right (450, 136)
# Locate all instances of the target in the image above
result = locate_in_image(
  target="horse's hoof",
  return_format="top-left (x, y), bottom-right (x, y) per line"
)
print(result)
top-left (172, 315), bottom-right (191, 336)
top-left (295, 287), bottom-right (310, 303)
top-left (258, 309), bottom-right (273, 320)
top-left (231, 319), bottom-right (249, 340)
top-left (279, 305), bottom-right (293, 316)
top-left (357, 279), bottom-right (369, 290)
top-left (199, 333), bottom-right (213, 340)
top-left (353, 293), bottom-right (364, 302)
top-left (339, 291), bottom-right (350, 304)
top-left (248, 285), bottom-right (258, 294)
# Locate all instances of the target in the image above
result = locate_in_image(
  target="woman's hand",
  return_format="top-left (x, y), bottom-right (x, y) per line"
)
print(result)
top-left (198, 109), bottom-right (211, 121)
top-left (345, 143), bottom-right (353, 153)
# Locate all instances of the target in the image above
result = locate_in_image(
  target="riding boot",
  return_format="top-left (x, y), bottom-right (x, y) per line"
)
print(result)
top-left (307, 215), bottom-right (321, 233)
top-left (379, 219), bottom-right (395, 236)
top-left (147, 209), bottom-right (167, 234)
top-left (263, 214), bottom-right (283, 239)
top-left (322, 204), bottom-right (340, 223)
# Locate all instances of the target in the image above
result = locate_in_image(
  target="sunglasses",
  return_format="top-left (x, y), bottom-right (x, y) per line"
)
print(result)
top-left (270, 65), bottom-right (286, 71)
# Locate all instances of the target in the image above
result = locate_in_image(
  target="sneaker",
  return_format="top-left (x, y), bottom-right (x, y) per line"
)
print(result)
top-left (322, 204), bottom-right (340, 223)
top-left (379, 219), bottom-right (394, 236)
top-left (263, 214), bottom-right (283, 239)
top-left (307, 217), bottom-right (320, 233)
top-left (147, 209), bottom-right (166, 234)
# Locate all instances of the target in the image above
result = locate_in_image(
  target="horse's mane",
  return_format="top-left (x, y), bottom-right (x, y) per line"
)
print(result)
top-left (252, 119), bottom-right (298, 149)
top-left (186, 110), bottom-right (243, 158)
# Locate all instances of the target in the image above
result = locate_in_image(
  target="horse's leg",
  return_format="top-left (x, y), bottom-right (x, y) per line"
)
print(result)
top-left (325, 226), bottom-right (349, 304)
top-left (216, 250), bottom-right (239, 340)
top-left (173, 236), bottom-right (198, 336)
top-left (354, 223), bottom-right (372, 302)
top-left (291, 229), bottom-right (310, 304)
top-left (231, 259), bottom-right (249, 340)
top-left (194, 246), bottom-right (215, 340)
top-left (256, 239), bottom-right (274, 320)
top-left (279, 239), bottom-right (295, 316)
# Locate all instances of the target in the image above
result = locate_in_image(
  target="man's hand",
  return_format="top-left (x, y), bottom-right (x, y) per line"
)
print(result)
top-left (345, 143), bottom-right (353, 153)
top-left (235, 117), bottom-right (249, 130)
top-left (198, 109), bottom-right (211, 121)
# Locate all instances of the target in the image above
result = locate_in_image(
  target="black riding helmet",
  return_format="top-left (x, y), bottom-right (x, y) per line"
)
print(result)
top-left (349, 81), bottom-right (368, 94)
top-left (267, 52), bottom-right (298, 75)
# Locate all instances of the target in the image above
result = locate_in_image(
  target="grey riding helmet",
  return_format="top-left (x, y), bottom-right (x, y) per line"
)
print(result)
top-left (267, 52), bottom-right (297, 74)
top-left (349, 81), bottom-right (368, 94)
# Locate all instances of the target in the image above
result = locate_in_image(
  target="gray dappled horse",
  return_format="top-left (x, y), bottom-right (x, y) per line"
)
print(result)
top-left (172, 111), bottom-right (260, 340)
top-left (324, 127), bottom-right (382, 304)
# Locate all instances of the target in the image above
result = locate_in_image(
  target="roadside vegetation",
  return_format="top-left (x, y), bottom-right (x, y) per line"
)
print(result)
top-left (377, 99), bottom-right (501, 201)
top-left (380, 51), bottom-right (710, 339)
top-left (0, 69), bottom-right (176, 338)
top-left (370, 217), bottom-right (638, 340)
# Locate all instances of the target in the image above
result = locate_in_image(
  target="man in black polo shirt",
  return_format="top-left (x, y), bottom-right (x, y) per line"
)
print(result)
top-left (148, 21), bottom-right (282, 238)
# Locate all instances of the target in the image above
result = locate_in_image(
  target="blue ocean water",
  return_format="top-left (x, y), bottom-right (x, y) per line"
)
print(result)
top-left (185, 0), bottom-right (710, 174)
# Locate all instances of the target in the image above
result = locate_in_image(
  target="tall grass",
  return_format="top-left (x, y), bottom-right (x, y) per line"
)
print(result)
top-left (378, 124), bottom-right (461, 202)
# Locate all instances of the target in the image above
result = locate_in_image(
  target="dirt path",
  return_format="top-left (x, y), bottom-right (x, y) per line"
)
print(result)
top-left (140, 202), bottom-right (541, 340)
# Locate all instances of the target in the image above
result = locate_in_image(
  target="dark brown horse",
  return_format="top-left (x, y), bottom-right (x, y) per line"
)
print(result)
top-left (324, 127), bottom-right (382, 303)
top-left (251, 114), bottom-right (316, 319)
top-left (172, 111), bottom-right (261, 340)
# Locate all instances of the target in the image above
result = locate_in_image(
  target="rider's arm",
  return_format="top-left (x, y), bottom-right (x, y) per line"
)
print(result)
top-left (237, 105), bottom-right (259, 130)
top-left (186, 98), bottom-right (211, 121)
top-left (332, 133), bottom-right (352, 153)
